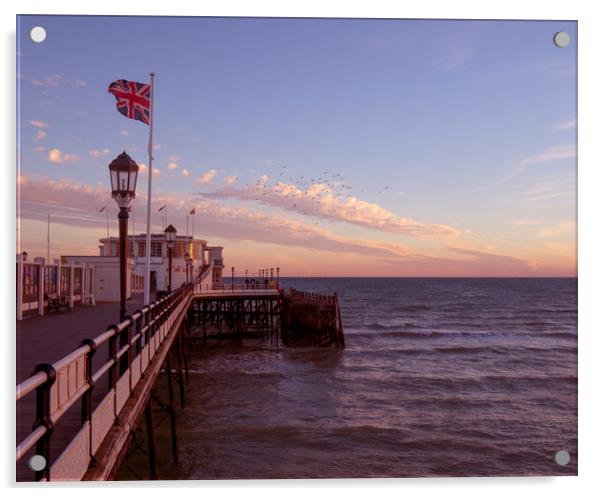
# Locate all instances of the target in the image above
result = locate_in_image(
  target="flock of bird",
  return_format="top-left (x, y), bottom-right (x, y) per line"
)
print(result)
top-left (230, 164), bottom-right (391, 226)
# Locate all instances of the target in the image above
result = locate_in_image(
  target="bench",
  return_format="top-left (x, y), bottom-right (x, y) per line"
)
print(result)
top-left (45, 293), bottom-right (70, 313)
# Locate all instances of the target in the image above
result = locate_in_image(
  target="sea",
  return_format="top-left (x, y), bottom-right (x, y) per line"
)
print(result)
top-left (176, 278), bottom-right (577, 479)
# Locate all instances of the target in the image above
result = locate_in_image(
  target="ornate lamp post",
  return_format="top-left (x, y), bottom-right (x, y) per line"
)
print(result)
top-left (231, 266), bottom-right (235, 292)
top-left (109, 151), bottom-right (139, 321)
top-left (164, 224), bottom-right (177, 292)
top-left (276, 267), bottom-right (280, 286)
top-left (270, 267), bottom-right (274, 281)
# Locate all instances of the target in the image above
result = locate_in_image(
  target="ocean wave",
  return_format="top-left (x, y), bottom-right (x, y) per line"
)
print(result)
top-left (395, 304), bottom-right (432, 312)
top-left (366, 322), bottom-right (422, 330)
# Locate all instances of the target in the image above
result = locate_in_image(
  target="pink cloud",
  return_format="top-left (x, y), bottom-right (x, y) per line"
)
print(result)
top-left (204, 181), bottom-right (459, 238)
top-left (18, 176), bottom-right (565, 276)
top-left (48, 148), bottom-right (79, 164)
top-left (88, 148), bottom-right (111, 159)
top-left (29, 120), bottom-right (49, 129)
top-left (198, 169), bottom-right (218, 184)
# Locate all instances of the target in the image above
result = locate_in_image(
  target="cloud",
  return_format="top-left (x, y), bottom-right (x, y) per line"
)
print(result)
top-left (19, 175), bottom-right (564, 276)
top-left (536, 221), bottom-right (575, 238)
top-left (29, 120), bottom-right (49, 141)
top-left (224, 175), bottom-right (238, 185)
top-left (152, 167), bottom-right (160, 177)
top-left (203, 180), bottom-right (459, 238)
top-left (198, 169), bottom-right (218, 184)
top-left (181, 169), bottom-right (190, 177)
top-left (88, 148), bottom-right (111, 159)
top-left (444, 244), bottom-right (534, 273)
top-left (167, 162), bottom-right (178, 170)
top-left (519, 144), bottom-right (576, 167)
top-left (120, 129), bottom-right (129, 137)
top-left (18, 174), bottom-right (109, 210)
top-left (139, 163), bottom-right (148, 173)
top-left (48, 148), bottom-right (79, 164)
top-left (168, 154), bottom-right (181, 162)
top-left (44, 74), bottom-right (64, 87)
top-left (440, 44), bottom-right (476, 71)
top-left (20, 73), bottom-right (86, 90)
top-left (17, 173), bottom-right (415, 261)
top-left (29, 120), bottom-right (49, 129)
top-left (555, 119), bottom-right (576, 130)
top-left (153, 144), bottom-right (163, 150)
top-left (505, 144), bottom-right (576, 180)
top-left (32, 146), bottom-right (45, 153)
top-left (522, 175), bottom-right (575, 203)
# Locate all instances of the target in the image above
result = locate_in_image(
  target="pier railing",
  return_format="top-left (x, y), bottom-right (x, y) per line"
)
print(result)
top-left (16, 284), bottom-right (192, 481)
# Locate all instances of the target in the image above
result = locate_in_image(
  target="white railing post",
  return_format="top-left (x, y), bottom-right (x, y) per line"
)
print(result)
top-left (90, 266), bottom-right (96, 305)
top-left (57, 258), bottom-right (62, 298)
top-left (38, 260), bottom-right (45, 316)
top-left (16, 256), bottom-right (23, 320)
top-left (69, 263), bottom-right (74, 309)
top-left (82, 262), bottom-right (88, 304)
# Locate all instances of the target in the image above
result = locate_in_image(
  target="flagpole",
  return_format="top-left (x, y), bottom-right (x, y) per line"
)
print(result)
top-left (106, 207), bottom-right (109, 240)
top-left (143, 72), bottom-right (155, 306)
top-left (192, 211), bottom-right (195, 256)
top-left (47, 214), bottom-right (50, 262)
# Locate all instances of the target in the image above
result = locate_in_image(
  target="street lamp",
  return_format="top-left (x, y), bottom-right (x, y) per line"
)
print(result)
top-left (276, 267), bottom-right (280, 286)
top-left (270, 267), bottom-right (274, 281)
top-left (231, 266), bottom-right (235, 292)
top-left (165, 224), bottom-right (177, 292)
top-left (109, 151), bottom-right (139, 321)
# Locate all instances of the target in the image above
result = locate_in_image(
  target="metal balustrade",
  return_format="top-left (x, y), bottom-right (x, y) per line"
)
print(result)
top-left (16, 284), bottom-right (193, 481)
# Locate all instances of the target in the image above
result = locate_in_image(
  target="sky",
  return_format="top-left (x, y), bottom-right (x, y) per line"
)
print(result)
top-left (16, 16), bottom-right (577, 277)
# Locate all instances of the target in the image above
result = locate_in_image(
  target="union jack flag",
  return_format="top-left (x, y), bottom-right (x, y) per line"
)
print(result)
top-left (108, 79), bottom-right (151, 125)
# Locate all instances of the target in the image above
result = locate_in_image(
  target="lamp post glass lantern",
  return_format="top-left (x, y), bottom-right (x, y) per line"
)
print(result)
top-left (165, 224), bottom-right (177, 292)
top-left (108, 152), bottom-right (139, 322)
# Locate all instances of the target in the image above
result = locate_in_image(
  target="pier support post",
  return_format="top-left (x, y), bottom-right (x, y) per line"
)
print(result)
top-left (165, 353), bottom-right (174, 404)
top-left (144, 400), bottom-right (158, 480)
top-left (175, 331), bottom-right (185, 408)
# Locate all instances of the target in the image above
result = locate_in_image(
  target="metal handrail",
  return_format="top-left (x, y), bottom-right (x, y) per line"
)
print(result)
top-left (16, 283), bottom-right (193, 481)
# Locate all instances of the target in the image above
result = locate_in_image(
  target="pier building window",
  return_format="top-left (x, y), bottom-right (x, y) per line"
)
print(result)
top-left (60, 267), bottom-right (70, 296)
top-left (128, 241), bottom-right (134, 258)
top-left (44, 266), bottom-right (57, 294)
top-left (73, 268), bottom-right (82, 294)
top-left (138, 242), bottom-right (146, 257)
top-left (151, 241), bottom-right (163, 257)
top-left (174, 241), bottom-right (186, 258)
top-left (22, 264), bottom-right (39, 302)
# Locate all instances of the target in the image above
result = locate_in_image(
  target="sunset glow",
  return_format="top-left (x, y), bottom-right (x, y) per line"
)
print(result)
top-left (17, 17), bottom-right (576, 276)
